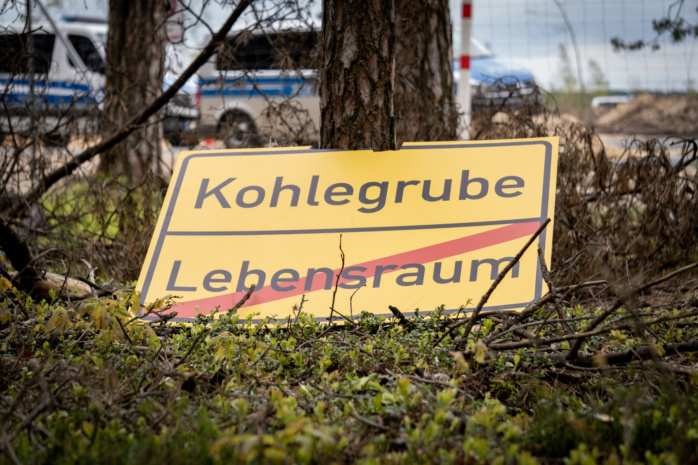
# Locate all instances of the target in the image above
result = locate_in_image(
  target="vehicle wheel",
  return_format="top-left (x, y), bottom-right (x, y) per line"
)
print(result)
top-left (219, 112), bottom-right (257, 149)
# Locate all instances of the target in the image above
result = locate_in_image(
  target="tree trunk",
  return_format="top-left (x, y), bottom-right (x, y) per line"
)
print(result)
top-left (100, 0), bottom-right (166, 182)
top-left (320, 0), bottom-right (396, 151)
top-left (394, 0), bottom-right (457, 146)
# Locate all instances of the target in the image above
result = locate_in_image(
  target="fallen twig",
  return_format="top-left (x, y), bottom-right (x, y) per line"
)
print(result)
top-left (388, 305), bottom-right (415, 331)
top-left (229, 283), bottom-right (256, 313)
top-left (485, 309), bottom-right (698, 351)
top-left (327, 234), bottom-right (345, 326)
top-left (173, 330), bottom-right (209, 369)
top-left (567, 261), bottom-right (698, 360)
top-left (537, 245), bottom-right (573, 334)
top-left (550, 340), bottom-right (698, 368)
top-left (350, 411), bottom-right (390, 431)
top-left (148, 312), bottom-right (179, 326)
top-left (483, 280), bottom-right (608, 345)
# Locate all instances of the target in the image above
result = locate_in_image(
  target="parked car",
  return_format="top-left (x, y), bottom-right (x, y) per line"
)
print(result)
top-left (456, 38), bottom-right (540, 108)
top-left (0, 16), bottom-right (200, 146)
top-left (590, 94), bottom-right (632, 108)
top-left (198, 28), bottom-right (541, 148)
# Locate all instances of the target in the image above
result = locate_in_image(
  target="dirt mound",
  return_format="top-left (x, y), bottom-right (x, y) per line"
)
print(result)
top-left (580, 93), bottom-right (698, 137)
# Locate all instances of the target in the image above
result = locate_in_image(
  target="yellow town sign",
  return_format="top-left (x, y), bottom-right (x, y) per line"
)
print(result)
top-left (137, 138), bottom-right (558, 322)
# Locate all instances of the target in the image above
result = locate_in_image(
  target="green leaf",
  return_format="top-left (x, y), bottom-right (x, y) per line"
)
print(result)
top-left (474, 340), bottom-right (487, 364)
top-left (372, 393), bottom-right (383, 410)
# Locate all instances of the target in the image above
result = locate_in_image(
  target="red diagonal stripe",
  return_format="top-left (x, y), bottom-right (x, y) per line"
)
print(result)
top-left (166, 221), bottom-right (540, 318)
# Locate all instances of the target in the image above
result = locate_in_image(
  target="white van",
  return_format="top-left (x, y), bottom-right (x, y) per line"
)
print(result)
top-left (0, 17), bottom-right (199, 146)
top-left (198, 27), bottom-right (320, 148)
top-left (0, 19), bottom-right (104, 145)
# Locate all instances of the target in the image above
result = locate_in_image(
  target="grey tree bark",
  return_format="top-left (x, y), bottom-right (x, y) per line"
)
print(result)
top-left (100, 0), bottom-right (166, 181)
top-left (319, 0), bottom-right (397, 151)
top-left (394, 0), bottom-right (457, 146)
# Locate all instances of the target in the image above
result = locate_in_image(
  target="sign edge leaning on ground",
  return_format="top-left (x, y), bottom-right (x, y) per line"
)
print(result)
top-left (136, 138), bottom-right (559, 322)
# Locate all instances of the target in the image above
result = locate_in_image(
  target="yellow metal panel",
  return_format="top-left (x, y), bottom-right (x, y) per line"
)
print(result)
top-left (136, 138), bottom-right (558, 322)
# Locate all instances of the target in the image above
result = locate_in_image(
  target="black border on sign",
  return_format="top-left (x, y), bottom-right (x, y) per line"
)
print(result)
top-left (139, 141), bottom-right (554, 322)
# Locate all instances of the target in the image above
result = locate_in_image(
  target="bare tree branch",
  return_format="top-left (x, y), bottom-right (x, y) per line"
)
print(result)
top-left (567, 261), bottom-right (698, 360)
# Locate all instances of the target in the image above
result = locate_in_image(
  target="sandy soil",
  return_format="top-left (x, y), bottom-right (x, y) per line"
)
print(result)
top-left (579, 93), bottom-right (698, 138)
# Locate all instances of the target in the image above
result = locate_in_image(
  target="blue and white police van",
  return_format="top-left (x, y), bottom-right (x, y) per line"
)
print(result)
top-left (0, 18), bottom-right (104, 145)
top-left (198, 28), bottom-right (540, 148)
top-left (0, 17), bottom-right (199, 146)
top-left (197, 24), bottom-right (320, 148)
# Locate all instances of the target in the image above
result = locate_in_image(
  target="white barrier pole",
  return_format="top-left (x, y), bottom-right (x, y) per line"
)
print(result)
top-left (458, 0), bottom-right (472, 140)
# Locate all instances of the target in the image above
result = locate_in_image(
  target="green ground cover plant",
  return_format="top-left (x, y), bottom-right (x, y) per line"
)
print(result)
top-left (1, 280), bottom-right (698, 464)
top-left (2, 101), bottom-right (697, 464)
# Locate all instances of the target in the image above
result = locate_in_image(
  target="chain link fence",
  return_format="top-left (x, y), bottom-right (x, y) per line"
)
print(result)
top-left (451, 0), bottom-right (697, 94)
